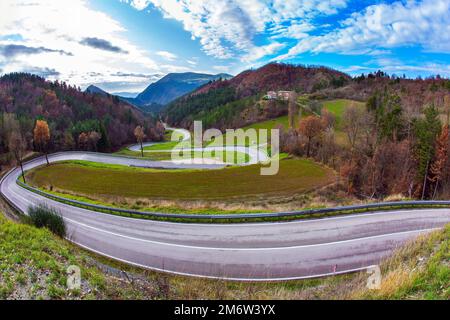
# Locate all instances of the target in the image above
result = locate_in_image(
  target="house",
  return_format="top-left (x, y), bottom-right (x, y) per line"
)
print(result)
top-left (264, 91), bottom-right (277, 100)
top-left (277, 91), bottom-right (292, 101)
top-left (264, 90), bottom-right (294, 101)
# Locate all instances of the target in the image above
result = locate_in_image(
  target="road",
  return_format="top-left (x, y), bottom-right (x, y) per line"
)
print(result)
top-left (1, 152), bottom-right (450, 280)
top-left (128, 126), bottom-right (270, 165)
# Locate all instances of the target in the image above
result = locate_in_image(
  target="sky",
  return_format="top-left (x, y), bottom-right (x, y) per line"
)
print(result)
top-left (0, 0), bottom-right (449, 96)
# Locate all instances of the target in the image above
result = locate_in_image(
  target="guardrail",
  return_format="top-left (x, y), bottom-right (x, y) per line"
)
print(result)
top-left (14, 178), bottom-right (450, 221)
top-left (2, 153), bottom-right (450, 222)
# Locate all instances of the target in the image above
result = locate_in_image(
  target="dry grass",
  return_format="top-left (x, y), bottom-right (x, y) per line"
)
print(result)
top-left (26, 158), bottom-right (335, 202)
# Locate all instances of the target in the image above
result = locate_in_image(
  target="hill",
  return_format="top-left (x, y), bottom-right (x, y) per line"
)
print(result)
top-left (85, 85), bottom-right (109, 96)
top-left (127, 72), bottom-right (232, 110)
top-left (164, 63), bottom-right (450, 130)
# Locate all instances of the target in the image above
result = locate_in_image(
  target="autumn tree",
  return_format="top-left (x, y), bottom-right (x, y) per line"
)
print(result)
top-left (88, 131), bottom-right (102, 151)
top-left (33, 120), bottom-right (51, 165)
top-left (298, 115), bottom-right (324, 157)
top-left (134, 125), bottom-right (146, 157)
top-left (429, 126), bottom-right (449, 198)
top-left (78, 132), bottom-right (89, 150)
top-left (444, 94), bottom-right (450, 126)
top-left (413, 105), bottom-right (442, 199)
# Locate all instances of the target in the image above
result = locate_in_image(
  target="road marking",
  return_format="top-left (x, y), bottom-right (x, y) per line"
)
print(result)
top-left (65, 216), bottom-right (439, 251)
top-left (69, 238), bottom-right (381, 281)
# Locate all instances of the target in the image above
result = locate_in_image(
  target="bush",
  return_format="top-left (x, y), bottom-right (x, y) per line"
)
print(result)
top-left (28, 205), bottom-right (66, 237)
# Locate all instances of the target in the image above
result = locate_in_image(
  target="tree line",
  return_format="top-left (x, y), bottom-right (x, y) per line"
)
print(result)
top-left (0, 73), bottom-right (164, 169)
top-left (279, 92), bottom-right (450, 200)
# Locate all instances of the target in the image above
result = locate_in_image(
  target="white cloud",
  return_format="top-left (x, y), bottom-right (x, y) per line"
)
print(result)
top-left (0, 0), bottom-right (186, 91)
top-left (125, 0), bottom-right (349, 61)
top-left (277, 0), bottom-right (450, 60)
top-left (156, 50), bottom-right (177, 61)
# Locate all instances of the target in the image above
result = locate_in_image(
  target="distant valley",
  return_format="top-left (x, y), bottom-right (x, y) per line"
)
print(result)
top-left (85, 72), bottom-right (232, 113)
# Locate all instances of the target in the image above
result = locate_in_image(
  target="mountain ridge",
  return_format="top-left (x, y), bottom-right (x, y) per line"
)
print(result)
top-left (85, 72), bottom-right (232, 113)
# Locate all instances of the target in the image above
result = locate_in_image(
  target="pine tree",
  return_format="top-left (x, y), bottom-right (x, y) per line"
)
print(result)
top-left (413, 105), bottom-right (442, 199)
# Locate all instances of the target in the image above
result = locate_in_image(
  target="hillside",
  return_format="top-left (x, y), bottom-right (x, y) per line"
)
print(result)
top-left (0, 73), bottom-right (161, 164)
top-left (128, 72), bottom-right (232, 110)
top-left (164, 63), bottom-right (450, 130)
top-left (1, 207), bottom-right (447, 299)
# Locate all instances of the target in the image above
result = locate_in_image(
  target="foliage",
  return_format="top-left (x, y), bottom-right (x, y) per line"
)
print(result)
top-left (28, 205), bottom-right (66, 237)
top-left (0, 73), bottom-right (155, 160)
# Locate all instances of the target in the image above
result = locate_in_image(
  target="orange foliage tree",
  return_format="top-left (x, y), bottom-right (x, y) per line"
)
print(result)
top-left (33, 120), bottom-right (51, 165)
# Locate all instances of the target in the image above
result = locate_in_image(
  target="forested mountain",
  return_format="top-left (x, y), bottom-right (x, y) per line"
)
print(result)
top-left (85, 85), bottom-right (109, 97)
top-left (128, 72), bottom-right (232, 109)
top-left (0, 73), bottom-right (162, 165)
top-left (164, 63), bottom-right (450, 130)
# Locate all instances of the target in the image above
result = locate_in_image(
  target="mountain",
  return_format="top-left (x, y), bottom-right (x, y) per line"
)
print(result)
top-left (164, 62), bottom-right (450, 130)
top-left (85, 85), bottom-right (109, 96)
top-left (130, 72), bottom-right (232, 107)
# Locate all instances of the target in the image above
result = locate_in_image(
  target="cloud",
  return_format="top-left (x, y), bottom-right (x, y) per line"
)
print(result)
top-left (0, 44), bottom-right (73, 58)
top-left (277, 0), bottom-right (450, 60)
top-left (125, 0), bottom-right (349, 61)
top-left (113, 71), bottom-right (162, 78)
top-left (80, 37), bottom-right (128, 54)
top-left (0, 0), bottom-right (166, 92)
top-left (156, 51), bottom-right (177, 61)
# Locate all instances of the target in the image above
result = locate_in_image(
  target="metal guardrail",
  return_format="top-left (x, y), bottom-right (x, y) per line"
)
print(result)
top-left (1, 152), bottom-right (450, 221)
top-left (14, 178), bottom-right (450, 221)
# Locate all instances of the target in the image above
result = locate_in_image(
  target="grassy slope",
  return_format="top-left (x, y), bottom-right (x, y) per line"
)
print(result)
top-left (0, 214), bottom-right (167, 299)
top-left (1, 208), bottom-right (447, 300)
top-left (26, 158), bottom-right (334, 201)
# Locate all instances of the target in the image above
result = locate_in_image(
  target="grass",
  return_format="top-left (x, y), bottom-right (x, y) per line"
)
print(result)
top-left (349, 224), bottom-right (450, 299)
top-left (25, 158), bottom-right (334, 201)
top-left (2, 206), bottom-right (447, 300)
top-left (0, 213), bottom-right (171, 299)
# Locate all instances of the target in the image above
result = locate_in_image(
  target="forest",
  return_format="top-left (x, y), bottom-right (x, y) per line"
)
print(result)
top-left (0, 73), bottom-right (163, 167)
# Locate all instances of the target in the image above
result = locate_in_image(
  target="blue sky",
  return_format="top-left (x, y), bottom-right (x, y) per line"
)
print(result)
top-left (1, 0), bottom-right (449, 95)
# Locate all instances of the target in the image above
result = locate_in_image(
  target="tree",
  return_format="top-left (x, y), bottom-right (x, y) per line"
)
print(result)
top-left (413, 105), bottom-right (442, 199)
top-left (444, 94), bottom-right (450, 126)
top-left (429, 126), bottom-right (449, 198)
top-left (88, 131), bottom-right (102, 151)
top-left (78, 132), bottom-right (89, 150)
top-left (288, 92), bottom-right (298, 129)
top-left (298, 115), bottom-right (324, 157)
top-left (134, 125), bottom-right (146, 157)
top-left (34, 120), bottom-right (51, 165)
top-left (9, 130), bottom-right (27, 183)
top-left (342, 104), bottom-right (365, 152)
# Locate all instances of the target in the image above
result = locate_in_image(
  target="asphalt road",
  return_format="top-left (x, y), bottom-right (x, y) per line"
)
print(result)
top-left (1, 152), bottom-right (450, 280)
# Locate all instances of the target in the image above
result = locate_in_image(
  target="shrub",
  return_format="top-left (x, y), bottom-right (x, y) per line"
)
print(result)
top-left (28, 205), bottom-right (66, 237)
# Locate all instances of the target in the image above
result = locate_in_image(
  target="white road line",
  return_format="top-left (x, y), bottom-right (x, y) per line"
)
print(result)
top-left (69, 238), bottom-right (380, 282)
top-left (65, 216), bottom-right (438, 251)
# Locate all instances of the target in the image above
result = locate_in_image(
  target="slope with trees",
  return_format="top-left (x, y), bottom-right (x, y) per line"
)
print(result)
top-left (0, 73), bottom-right (164, 168)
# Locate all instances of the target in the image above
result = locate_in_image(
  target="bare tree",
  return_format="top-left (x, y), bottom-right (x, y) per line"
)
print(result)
top-left (9, 131), bottom-right (27, 183)
top-left (298, 115), bottom-right (324, 157)
top-left (342, 103), bottom-right (366, 153)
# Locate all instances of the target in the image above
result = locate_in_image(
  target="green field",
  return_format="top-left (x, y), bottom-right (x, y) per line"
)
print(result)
top-left (26, 158), bottom-right (334, 201)
top-left (322, 99), bottom-right (365, 128)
